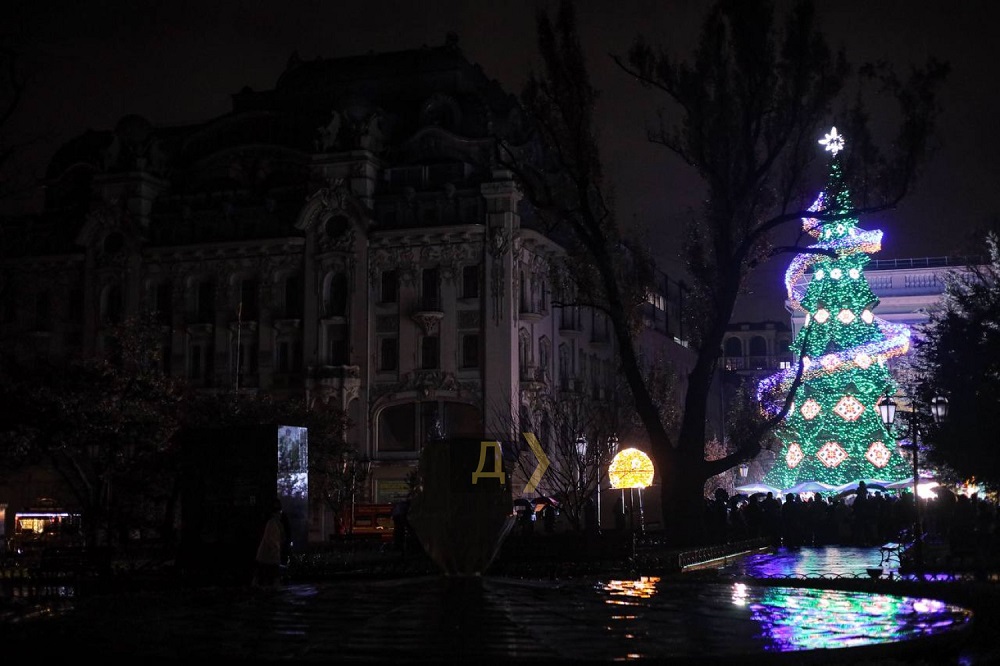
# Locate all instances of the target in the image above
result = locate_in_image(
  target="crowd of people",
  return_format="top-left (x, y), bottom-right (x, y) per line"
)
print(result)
top-left (704, 481), bottom-right (999, 553)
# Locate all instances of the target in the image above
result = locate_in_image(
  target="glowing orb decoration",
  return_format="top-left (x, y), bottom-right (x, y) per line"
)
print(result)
top-left (837, 309), bottom-right (855, 324)
top-left (861, 309), bottom-right (875, 324)
top-left (849, 268), bottom-right (860, 279)
top-left (815, 269), bottom-right (825, 280)
top-left (855, 352), bottom-right (872, 369)
top-left (817, 441), bottom-right (848, 467)
top-left (786, 443), bottom-right (804, 468)
top-left (830, 268), bottom-right (843, 279)
top-left (814, 309), bottom-right (830, 324)
top-left (608, 448), bottom-right (655, 489)
top-left (865, 441), bottom-right (891, 468)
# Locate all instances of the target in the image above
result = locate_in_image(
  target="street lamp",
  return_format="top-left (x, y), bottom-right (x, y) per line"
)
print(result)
top-left (878, 394), bottom-right (948, 573)
top-left (738, 462), bottom-right (750, 481)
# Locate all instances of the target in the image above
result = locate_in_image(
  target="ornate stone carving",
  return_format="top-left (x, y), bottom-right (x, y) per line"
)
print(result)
top-left (411, 310), bottom-right (444, 336)
top-left (489, 225), bottom-right (509, 325)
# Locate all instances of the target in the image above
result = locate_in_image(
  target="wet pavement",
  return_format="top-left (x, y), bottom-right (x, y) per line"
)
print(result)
top-left (1, 545), bottom-right (997, 664)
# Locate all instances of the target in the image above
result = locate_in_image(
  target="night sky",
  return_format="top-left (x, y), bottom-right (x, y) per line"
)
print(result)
top-left (5, 0), bottom-right (998, 321)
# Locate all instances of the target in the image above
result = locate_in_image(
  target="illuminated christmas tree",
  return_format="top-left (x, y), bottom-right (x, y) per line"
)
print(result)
top-left (758, 128), bottom-right (912, 492)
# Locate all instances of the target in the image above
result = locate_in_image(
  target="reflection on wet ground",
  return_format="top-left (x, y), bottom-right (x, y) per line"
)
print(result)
top-left (718, 545), bottom-right (899, 578)
top-left (522, 576), bottom-right (972, 661)
top-left (0, 567), bottom-right (976, 662)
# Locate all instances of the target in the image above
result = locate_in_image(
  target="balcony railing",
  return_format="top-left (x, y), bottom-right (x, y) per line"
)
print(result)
top-left (723, 355), bottom-right (792, 372)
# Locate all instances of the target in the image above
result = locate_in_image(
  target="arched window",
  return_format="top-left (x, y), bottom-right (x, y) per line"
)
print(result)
top-left (724, 337), bottom-right (743, 358)
top-left (519, 328), bottom-right (531, 370)
top-left (749, 335), bottom-right (767, 357)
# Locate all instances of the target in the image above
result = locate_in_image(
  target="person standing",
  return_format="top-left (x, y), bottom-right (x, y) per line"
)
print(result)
top-left (253, 499), bottom-right (288, 588)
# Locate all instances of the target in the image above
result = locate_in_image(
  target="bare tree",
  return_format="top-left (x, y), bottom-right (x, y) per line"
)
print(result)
top-left (497, 0), bottom-right (946, 544)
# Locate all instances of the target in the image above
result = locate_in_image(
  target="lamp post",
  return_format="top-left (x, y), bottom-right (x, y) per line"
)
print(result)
top-left (878, 394), bottom-right (948, 573)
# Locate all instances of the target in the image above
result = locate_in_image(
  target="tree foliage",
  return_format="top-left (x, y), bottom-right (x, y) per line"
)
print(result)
top-left (0, 313), bottom-right (356, 548)
top-left (0, 315), bottom-right (182, 547)
top-left (912, 232), bottom-right (1000, 489)
top-left (497, 356), bottom-right (679, 532)
top-left (499, 0), bottom-right (946, 544)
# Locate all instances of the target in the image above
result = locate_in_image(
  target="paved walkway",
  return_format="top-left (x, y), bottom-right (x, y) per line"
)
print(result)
top-left (1, 546), bottom-right (997, 664)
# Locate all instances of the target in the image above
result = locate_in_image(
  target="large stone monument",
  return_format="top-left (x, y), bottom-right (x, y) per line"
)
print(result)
top-left (406, 437), bottom-right (516, 576)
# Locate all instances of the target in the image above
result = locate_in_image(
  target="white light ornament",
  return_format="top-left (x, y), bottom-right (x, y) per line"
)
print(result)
top-left (819, 127), bottom-right (845, 155)
top-left (814, 308), bottom-right (830, 324)
top-left (861, 309), bottom-right (875, 324)
top-left (837, 309), bottom-right (856, 324)
top-left (830, 268), bottom-right (843, 279)
top-left (815, 269), bottom-right (825, 280)
top-left (848, 268), bottom-right (860, 279)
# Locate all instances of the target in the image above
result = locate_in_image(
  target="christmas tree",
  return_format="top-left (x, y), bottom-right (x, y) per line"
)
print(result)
top-left (758, 128), bottom-right (912, 492)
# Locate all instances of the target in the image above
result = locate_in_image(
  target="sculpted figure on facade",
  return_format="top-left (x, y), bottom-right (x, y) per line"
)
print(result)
top-left (316, 109), bottom-right (342, 152)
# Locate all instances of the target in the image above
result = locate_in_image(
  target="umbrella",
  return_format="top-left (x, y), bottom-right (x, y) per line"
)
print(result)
top-left (734, 482), bottom-right (781, 496)
top-left (884, 476), bottom-right (936, 490)
top-left (532, 496), bottom-right (559, 511)
top-left (833, 480), bottom-right (889, 494)
top-left (784, 481), bottom-right (838, 495)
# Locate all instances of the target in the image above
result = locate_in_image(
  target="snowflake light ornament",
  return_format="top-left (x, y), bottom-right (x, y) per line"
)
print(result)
top-left (819, 127), bottom-right (845, 155)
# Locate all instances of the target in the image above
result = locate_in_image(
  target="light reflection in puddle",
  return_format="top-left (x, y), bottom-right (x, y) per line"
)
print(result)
top-left (592, 577), bottom-right (971, 654)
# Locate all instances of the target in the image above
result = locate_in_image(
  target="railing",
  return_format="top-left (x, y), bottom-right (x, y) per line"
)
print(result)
top-left (676, 537), bottom-right (770, 569)
top-left (723, 356), bottom-right (792, 372)
top-left (868, 256), bottom-right (981, 270)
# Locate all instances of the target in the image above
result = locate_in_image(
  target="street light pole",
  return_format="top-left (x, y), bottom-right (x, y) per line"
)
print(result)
top-left (878, 394), bottom-right (948, 575)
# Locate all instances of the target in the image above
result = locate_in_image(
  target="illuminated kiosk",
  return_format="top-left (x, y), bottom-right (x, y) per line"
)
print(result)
top-left (608, 448), bottom-right (654, 535)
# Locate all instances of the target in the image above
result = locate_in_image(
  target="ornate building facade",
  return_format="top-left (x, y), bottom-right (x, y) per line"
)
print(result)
top-left (0, 40), bottom-right (696, 541)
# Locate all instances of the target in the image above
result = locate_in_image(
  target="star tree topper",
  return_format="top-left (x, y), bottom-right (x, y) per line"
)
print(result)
top-left (819, 127), bottom-right (845, 155)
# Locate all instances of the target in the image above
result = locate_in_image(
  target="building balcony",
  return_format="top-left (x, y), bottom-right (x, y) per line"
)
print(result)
top-left (519, 365), bottom-right (547, 389)
top-left (723, 355), bottom-right (792, 372)
top-left (411, 310), bottom-right (444, 336)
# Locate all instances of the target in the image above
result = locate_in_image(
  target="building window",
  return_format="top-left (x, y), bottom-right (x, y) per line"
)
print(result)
top-left (461, 334), bottom-right (479, 369)
top-left (69, 288), bottom-right (83, 326)
top-left (102, 284), bottom-right (123, 324)
top-left (378, 403), bottom-right (417, 452)
top-left (196, 281), bottom-right (215, 323)
top-left (284, 273), bottom-right (303, 319)
top-left (35, 291), bottom-right (51, 331)
top-left (380, 337), bottom-right (399, 371)
top-left (325, 273), bottom-right (349, 317)
top-left (377, 400), bottom-right (484, 454)
top-left (421, 267), bottom-right (440, 311)
top-left (462, 265), bottom-right (480, 299)
top-left (381, 270), bottom-right (398, 304)
top-left (421, 335), bottom-right (439, 369)
top-left (155, 281), bottom-right (173, 326)
top-left (232, 336), bottom-right (257, 382)
top-left (328, 323), bottom-right (348, 365)
top-left (276, 339), bottom-right (302, 373)
top-left (190, 344), bottom-right (203, 379)
top-left (559, 343), bottom-right (571, 390)
top-left (277, 341), bottom-right (290, 373)
top-left (239, 278), bottom-right (259, 321)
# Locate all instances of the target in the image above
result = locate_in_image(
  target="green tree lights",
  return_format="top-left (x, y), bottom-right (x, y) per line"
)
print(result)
top-left (759, 129), bottom-right (912, 492)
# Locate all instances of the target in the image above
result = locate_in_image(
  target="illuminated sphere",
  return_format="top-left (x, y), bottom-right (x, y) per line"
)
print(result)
top-left (608, 448), bottom-right (655, 489)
